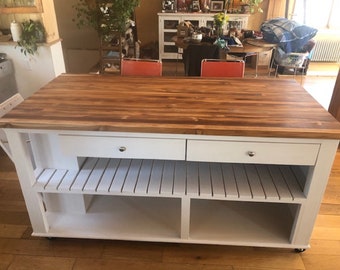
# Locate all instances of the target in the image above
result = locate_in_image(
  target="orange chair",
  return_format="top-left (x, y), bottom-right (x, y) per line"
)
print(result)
top-left (121, 58), bottom-right (162, 76)
top-left (200, 59), bottom-right (245, 78)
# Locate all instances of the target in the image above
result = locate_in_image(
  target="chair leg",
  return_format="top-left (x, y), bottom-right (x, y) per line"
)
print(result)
top-left (268, 49), bottom-right (275, 77)
top-left (254, 53), bottom-right (258, 78)
top-left (300, 67), bottom-right (305, 84)
top-left (275, 65), bottom-right (279, 77)
top-left (268, 58), bottom-right (273, 77)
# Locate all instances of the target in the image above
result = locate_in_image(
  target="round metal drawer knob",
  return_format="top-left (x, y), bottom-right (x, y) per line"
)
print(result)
top-left (119, 146), bottom-right (127, 152)
top-left (248, 151), bottom-right (256, 157)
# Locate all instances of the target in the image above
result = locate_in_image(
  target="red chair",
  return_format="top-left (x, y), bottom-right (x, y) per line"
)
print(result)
top-left (121, 58), bottom-right (162, 76)
top-left (201, 59), bottom-right (245, 78)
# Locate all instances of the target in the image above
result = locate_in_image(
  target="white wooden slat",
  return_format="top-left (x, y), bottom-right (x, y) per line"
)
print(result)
top-left (173, 161), bottom-right (186, 195)
top-left (44, 169), bottom-right (67, 191)
top-left (198, 162), bottom-right (212, 197)
top-left (244, 164), bottom-right (265, 199)
top-left (83, 158), bottom-right (110, 192)
top-left (221, 164), bottom-right (239, 198)
top-left (70, 158), bottom-right (98, 192)
top-left (58, 170), bottom-right (79, 191)
top-left (33, 157), bottom-right (307, 204)
top-left (35, 169), bottom-right (56, 190)
top-left (268, 165), bottom-right (293, 201)
top-left (134, 159), bottom-right (153, 194)
top-left (122, 159), bottom-right (142, 193)
top-left (148, 160), bottom-right (164, 194)
top-left (186, 162), bottom-right (199, 196)
top-left (160, 160), bottom-right (175, 195)
top-left (34, 168), bottom-right (44, 179)
top-left (210, 163), bottom-right (225, 197)
top-left (291, 166), bottom-right (306, 191)
top-left (110, 159), bottom-right (131, 192)
top-left (97, 159), bottom-right (120, 192)
top-left (279, 166), bottom-right (305, 200)
top-left (255, 165), bottom-right (279, 200)
top-left (233, 164), bottom-right (252, 199)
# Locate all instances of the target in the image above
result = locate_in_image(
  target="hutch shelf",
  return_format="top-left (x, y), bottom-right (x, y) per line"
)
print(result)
top-left (0, 0), bottom-right (42, 13)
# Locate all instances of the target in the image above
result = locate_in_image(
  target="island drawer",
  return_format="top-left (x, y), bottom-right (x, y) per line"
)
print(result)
top-left (58, 135), bottom-right (186, 160)
top-left (187, 140), bottom-right (320, 165)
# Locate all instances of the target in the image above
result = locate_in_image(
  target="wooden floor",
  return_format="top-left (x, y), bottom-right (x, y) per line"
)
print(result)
top-left (1, 63), bottom-right (340, 270)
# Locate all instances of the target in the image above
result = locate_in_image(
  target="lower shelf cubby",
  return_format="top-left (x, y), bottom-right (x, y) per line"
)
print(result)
top-left (189, 200), bottom-right (299, 246)
top-left (43, 195), bottom-right (182, 241)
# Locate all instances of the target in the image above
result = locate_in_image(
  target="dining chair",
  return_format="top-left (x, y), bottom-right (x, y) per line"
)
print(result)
top-left (272, 52), bottom-right (310, 83)
top-left (183, 44), bottom-right (220, 76)
top-left (200, 59), bottom-right (245, 78)
top-left (121, 58), bottom-right (162, 76)
top-left (328, 68), bottom-right (340, 122)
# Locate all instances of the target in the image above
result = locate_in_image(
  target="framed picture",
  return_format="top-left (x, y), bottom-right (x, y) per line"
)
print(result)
top-left (210, 1), bottom-right (224, 12)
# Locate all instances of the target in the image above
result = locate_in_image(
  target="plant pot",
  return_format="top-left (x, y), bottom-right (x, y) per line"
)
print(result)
top-left (241, 4), bottom-right (250, 14)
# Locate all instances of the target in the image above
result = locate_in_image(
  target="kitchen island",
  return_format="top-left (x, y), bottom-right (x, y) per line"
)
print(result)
top-left (1, 74), bottom-right (340, 250)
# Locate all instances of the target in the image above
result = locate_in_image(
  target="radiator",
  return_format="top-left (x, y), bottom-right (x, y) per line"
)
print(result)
top-left (311, 39), bottom-right (340, 62)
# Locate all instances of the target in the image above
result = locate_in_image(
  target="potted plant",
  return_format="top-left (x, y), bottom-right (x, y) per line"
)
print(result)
top-left (213, 12), bottom-right (229, 36)
top-left (17, 19), bottom-right (46, 56)
top-left (73, 0), bottom-right (140, 39)
top-left (241, 0), bottom-right (263, 14)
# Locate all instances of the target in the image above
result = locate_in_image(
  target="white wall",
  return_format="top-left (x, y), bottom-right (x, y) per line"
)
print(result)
top-left (53, 0), bottom-right (100, 73)
top-left (0, 41), bottom-right (65, 99)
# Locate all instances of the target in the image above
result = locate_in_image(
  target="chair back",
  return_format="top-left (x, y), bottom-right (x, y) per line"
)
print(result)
top-left (328, 68), bottom-right (340, 121)
top-left (121, 58), bottom-right (162, 76)
top-left (201, 59), bottom-right (245, 78)
top-left (183, 44), bottom-right (220, 76)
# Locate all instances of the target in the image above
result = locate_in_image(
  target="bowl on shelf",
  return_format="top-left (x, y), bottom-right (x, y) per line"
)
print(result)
top-left (191, 33), bottom-right (202, 43)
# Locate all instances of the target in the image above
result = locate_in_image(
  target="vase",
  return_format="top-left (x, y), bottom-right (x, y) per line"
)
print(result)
top-left (215, 26), bottom-right (224, 37)
top-left (10, 21), bottom-right (22, 42)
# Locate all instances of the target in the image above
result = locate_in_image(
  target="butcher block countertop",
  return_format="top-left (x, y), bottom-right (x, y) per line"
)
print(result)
top-left (1, 74), bottom-right (340, 139)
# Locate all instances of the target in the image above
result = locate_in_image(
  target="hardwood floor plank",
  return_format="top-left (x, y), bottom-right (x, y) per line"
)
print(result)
top-left (304, 239), bottom-right (340, 255)
top-left (102, 241), bottom-right (164, 262)
top-left (0, 180), bottom-right (24, 201)
top-left (0, 224), bottom-right (29, 238)
top-left (0, 211), bottom-right (30, 226)
top-left (322, 184), bottom-right (340, 205)
top-left (162, 245), bottom-right (305, 269)
top-left (318, 203), bottom-right (340, 215)
top-left (0, 254), bottom-right (13, 270)
top-left (8, 255), bottom-right (74, 270)
top-left (311, 227), bottom-right (340, 240)
top-left (311, 215), bottom-right (340, 240)
top-left (300, 254), bottom-right (340, 270)
top-left (73, 258), bottom-right (233, 270)
top-left (51, 238), bottom-right (105, 259)
top-left (0, 239), bottom-right (54, 257)
top-left (315, 214), bottom-right (340, 227)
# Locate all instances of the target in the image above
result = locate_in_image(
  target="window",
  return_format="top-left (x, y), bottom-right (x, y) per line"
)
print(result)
top-left (293, 0), bottom-right (340, 30)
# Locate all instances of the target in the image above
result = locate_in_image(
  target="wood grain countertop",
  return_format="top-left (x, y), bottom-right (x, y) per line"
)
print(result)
top-left (1, 74), bottom-right (340, 139)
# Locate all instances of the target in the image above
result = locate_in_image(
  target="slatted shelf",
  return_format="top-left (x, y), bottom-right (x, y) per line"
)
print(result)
top-left (33, 157), bottom-right (307, 202)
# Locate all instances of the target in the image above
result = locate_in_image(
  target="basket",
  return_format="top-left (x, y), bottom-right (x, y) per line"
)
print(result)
top-left (276, 52), bottom-right (309, 67)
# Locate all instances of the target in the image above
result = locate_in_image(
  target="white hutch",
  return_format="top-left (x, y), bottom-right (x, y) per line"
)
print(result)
top-left (158, 12), bottom-right (249, 60)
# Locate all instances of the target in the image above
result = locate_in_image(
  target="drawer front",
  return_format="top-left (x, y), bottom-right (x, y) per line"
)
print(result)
top-left (59, 135), bottom-right (186, 160)
top-left (187, 140), bottom-right (320, 165)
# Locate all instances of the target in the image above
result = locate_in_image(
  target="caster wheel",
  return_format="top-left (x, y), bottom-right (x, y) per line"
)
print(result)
top-left (294, 248), bottom-right (306, 253)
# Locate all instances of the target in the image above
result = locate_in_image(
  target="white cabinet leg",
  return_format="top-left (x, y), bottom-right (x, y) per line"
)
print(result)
top-left (181, 197), bottom-right (190, 239)
top-left (5, 130), bottom-right (49, 234)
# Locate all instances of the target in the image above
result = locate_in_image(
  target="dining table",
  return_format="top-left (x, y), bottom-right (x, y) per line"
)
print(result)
top-left (173, 36), bottom-right (277, 77)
